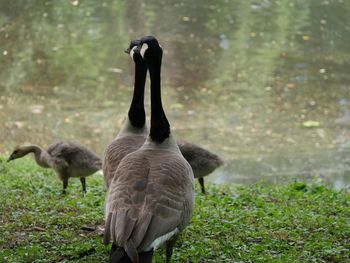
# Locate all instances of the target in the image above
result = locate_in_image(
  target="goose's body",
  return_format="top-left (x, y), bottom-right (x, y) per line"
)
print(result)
top-left (105, 136), bottom-right (194, 254)
top-left (7, 141), bottom-right (102, 194)
top-left (105, 36), bottom-right (195, 263)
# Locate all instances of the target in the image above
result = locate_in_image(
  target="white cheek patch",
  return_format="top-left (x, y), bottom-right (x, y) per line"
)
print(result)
top-left (140, 43), bottom-right (149, 58)
top-left (129, 46), bottom-right (137, 59)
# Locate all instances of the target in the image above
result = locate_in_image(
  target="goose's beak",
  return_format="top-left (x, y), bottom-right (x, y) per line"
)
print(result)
top-left (124, 48), bottom-right (131, 54)
top-left (7, 156), bottom-right (13, 162)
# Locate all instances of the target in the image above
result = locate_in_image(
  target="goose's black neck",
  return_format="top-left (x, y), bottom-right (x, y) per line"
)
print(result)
top-left (128, 58), bottom-right (147, 128)
top-left (149, 55), bottom-right (170, 143)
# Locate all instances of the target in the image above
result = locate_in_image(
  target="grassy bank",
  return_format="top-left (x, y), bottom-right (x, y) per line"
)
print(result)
top-left (0, 156), bottom-right (349, 262)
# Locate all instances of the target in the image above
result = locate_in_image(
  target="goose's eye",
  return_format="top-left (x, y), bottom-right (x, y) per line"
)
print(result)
top-left (13, 150), bottom-right (18, 154)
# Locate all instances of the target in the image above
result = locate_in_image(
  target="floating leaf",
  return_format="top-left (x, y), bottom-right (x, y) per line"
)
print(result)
top-left (14, 121), bottom-right (24, 128)
top-left (302, 120), bottom-right (321, 128)
top-left (170, 103), bottom-right (184, 109)
top-left (107, 68), bottom-right (123, 73)
top-left (30, 105), bottom-right (44, 114)
top-left (287, 83), bottom-right (296, 89)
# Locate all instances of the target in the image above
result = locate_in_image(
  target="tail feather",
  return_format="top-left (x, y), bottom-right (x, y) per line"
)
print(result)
top-left (104, 213), bottom-right (112, 244)
top-left (139, 250), bottom-right (153, 263)
top-left (109, 244), bottom-right (153, 263)
top-left (109, 244), bottom-right (126, 263)
top-left (125, 239), bottom-right (138, 263)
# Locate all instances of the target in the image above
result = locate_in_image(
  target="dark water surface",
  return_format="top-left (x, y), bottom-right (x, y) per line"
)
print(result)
top-left (0, 0), bottom-right (349, 187)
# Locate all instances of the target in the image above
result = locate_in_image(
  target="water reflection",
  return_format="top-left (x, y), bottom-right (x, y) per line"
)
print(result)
top-left (0, 0), bottom-right (349, 187)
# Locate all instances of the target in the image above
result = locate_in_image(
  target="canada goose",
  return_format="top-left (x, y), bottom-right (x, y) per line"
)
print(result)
top-left (178, 140), bottom-right (223, 194)
top-left (104, 36), bottom-right (195, 263)
top-left (7, 141), bottom-right (102, 194)
top-left (103, 40), bottom-right (148, 190)
top-left (103, 41), bottom-right (222, 195)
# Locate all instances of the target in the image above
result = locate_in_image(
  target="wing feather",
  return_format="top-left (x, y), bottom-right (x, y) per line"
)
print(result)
top-left (114, 210), bottom-right (137, 245)
top-left (103, 136), bottom-right (146, 188)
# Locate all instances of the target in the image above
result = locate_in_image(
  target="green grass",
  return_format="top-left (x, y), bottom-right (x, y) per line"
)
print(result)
top-left (0, 156), bottom-right (349, 262)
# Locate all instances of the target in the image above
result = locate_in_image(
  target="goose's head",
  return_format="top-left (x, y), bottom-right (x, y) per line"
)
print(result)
top-left (125, 39), bottom-right (144, 63)
top-left (139, 36), bottom-right (163, 63)
top-left (7, 145), bottom-right (29, 162)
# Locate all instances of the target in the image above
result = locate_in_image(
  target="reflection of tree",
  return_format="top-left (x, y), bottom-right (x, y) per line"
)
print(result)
top-left (273, 0), bottom-right (350, 128)
top-left (212, 0), bottom-right (309, 97)
top-left (0, 1), bottom-right (128, 96)
top-left (134, 1), bottom-right (227, 96)
top-left (306, 0), bottom-right (350, 63)
top-left (124, 0), bottom-right (147, 37)
top-left (180, 0), bottom-right (312, 153)
top-left (0, 0), bottom-right (349, 160)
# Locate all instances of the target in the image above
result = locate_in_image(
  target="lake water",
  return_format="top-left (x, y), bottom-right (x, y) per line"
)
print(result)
top-left (0, 0), bottom-right (349, 188)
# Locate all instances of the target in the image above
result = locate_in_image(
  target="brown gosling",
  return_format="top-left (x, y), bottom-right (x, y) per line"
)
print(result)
top-left (7, 141), bottom-right (102, 194)
top-left (178, 140), bottom-right (223, 195)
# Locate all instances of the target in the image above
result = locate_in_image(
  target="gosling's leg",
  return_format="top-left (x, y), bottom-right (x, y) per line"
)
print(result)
top-left (198, 177), bottom-right (206, 195)
top-left (62, 178), bottom-right (68, 195)
top-left (80, 177), bottom-right (86, 195)
top-left (166, 234), bottom-right (178, 263)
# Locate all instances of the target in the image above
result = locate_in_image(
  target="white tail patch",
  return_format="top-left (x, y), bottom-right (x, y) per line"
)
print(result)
top-left (145, 228), bottom-right (179, 251)
top-left (94, 169), bottom-right (103, 176)
top-left (140, 43), bottom-right (149, 58)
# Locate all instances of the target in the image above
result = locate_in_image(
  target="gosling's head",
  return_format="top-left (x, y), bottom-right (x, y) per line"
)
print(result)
top-left (7, 145), bottom-right (31, 162)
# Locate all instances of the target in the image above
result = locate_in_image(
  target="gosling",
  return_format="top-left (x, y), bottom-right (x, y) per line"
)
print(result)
top-left (7, 141), bottom-right (102, 194)
top-left (178, 140), bottom-right (223, 194)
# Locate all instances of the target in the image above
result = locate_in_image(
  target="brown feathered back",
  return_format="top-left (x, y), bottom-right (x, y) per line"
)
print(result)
top-left (103, 134), bottom-right (147, 189)
top-left (104, 136), bottom-right (194, 251)
top-left (46, 141), bottom-right (102, 178)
